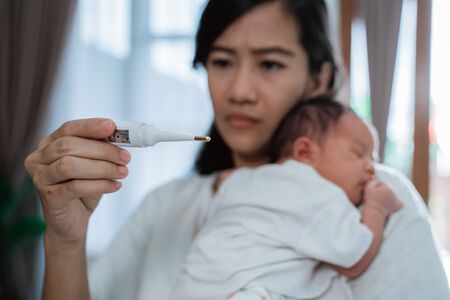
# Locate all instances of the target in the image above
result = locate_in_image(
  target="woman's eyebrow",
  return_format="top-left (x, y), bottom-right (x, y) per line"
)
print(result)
top-left (210, 46), bottom-right (235, 54)
top-left (251, 47), bottom-right (295, 56)
top-left (210, 46), bottom-right (295, 57)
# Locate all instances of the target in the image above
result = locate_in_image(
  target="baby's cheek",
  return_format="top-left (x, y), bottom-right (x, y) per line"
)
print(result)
top-left (347, 185), bottom-right (363, 206)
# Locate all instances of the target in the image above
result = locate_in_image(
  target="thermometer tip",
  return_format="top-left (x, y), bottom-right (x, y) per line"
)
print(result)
top-left (194, 135), bottom-right (211, 142)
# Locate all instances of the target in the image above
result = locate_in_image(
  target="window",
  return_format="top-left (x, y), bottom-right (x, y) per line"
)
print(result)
top-left (350, 0), bottom-right (416, 173)
top-left (48, 0), bottom-right (211, 258)
top-left (429, 0), bottom-right (450, 281)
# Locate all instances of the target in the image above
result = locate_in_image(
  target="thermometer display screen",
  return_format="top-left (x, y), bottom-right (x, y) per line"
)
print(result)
top-left (107, 130), bottom-right (130, 144)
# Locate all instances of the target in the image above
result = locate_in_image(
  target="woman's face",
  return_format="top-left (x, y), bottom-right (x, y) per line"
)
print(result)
top-left (206, 1), bottom-right (326, 167)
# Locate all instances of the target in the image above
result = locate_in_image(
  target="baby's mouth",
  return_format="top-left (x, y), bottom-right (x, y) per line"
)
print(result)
top-left (358, 182), bottom-right (366, 203)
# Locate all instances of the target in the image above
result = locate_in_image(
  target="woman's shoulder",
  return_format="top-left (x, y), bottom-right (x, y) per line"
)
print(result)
top-left (352, 164), bottom-right (449, 299)
top-left (374, 163), bottom-right (429, 217)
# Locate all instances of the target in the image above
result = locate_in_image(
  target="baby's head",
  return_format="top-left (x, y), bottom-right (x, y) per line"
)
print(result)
top-left (271, 96), bottom-right (375, 205)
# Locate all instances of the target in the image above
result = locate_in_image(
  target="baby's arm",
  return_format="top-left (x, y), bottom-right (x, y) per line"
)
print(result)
top-left (332, 180), bottom-right (403, 278)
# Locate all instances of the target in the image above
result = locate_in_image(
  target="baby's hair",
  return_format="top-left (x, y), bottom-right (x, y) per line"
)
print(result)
top-left (270, 96), bottom-right (353, 162)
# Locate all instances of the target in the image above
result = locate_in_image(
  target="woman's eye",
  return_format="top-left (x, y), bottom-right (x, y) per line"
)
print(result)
top-left (261, 61), bottom-right (285, 71)
top-left (209, 59), bottom-right (232, 68)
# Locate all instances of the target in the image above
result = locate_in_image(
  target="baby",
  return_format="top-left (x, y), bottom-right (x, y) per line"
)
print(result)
top-left (172, 97), bottom-right (404, 300)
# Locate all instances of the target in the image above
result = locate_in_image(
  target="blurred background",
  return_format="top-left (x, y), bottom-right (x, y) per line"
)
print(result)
top-left (1, 0), bottom-right (448, 299)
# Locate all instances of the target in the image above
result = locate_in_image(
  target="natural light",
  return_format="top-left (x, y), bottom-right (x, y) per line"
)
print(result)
top-left (431, 0), bottom-right (450, 177)
top-left (50, 0), bottom-right (450, 276)
top-left (430, 0), bottom-right (450, 285)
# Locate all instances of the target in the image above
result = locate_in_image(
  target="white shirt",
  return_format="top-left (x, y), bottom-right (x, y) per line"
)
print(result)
top-left (88, 164), bottom-right (450, 300)
top-left (172, 160), bottom-right (372, 299)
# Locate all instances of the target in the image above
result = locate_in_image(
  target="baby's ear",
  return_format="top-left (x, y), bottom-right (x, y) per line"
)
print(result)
top-left (292, 137), bottom-right (318, 164)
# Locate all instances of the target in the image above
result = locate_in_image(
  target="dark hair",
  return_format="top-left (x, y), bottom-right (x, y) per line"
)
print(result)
top-left (194, 0), bottom-right (339, 175)
top-left (269, 96), bottom-right (351, 162)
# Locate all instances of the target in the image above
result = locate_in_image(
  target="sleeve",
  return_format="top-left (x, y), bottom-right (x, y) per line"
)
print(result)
top-left (349, 164), bottom-right (450, 300)
top-left (296, 193), bottom-right (373, 268)
top-left (87, 180), bottom-right (176, 300)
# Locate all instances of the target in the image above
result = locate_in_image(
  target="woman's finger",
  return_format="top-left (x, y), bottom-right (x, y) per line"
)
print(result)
top-left (38, 118), bottom-right (115, 149)
top-left (38, 136), bottom-right (130, 166)
top-left (40, 179), bottom-right (121, 203)
top-left (38, 156), bottom-right (128, 185)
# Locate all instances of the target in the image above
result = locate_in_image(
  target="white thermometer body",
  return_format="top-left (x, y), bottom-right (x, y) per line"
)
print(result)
top-left (107, 121), bottom-right (210, 147)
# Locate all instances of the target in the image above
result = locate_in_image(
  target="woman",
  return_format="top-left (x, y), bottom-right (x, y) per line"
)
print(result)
top-left (24, 0), bottom-right (448, 299)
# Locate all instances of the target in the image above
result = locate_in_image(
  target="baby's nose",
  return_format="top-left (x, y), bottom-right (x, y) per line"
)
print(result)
top-left (366, 162), bottom-right (375, 177)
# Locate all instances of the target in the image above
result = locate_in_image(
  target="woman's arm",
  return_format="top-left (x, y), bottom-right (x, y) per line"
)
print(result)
top-left (24, 118), bottom-right (130, 300)
top-left (43, 234), bottom-right (90, 300)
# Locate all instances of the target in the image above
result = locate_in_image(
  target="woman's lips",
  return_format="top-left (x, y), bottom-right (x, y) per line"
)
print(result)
top-left (226, 114), bottom-right (259, 128)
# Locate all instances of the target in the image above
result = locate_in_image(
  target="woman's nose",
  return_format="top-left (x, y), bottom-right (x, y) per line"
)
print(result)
top-left (229, 67), bottom-right (258, 105)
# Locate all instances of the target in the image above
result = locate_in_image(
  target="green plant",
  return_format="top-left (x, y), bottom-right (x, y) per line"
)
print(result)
top-left (0, 176), bottom-right (46, 299)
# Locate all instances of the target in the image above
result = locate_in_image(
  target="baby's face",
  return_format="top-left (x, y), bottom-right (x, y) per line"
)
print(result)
top-left (314, 113), bottom-right (375, 205)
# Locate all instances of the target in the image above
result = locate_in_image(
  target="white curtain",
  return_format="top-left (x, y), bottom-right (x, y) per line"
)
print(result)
top-left (360, 0), bottom-right (403, 160)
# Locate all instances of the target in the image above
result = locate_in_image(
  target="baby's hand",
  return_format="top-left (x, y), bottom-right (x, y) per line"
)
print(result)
top-left (363, 180), bottom-right (404, 217)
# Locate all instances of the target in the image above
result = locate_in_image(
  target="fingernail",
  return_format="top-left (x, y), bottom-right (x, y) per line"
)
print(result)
top-left (99, 120), bottom-right (112, 131)
top-left (115, 181), bottom-right (122, 189)
top-left (119, 150), bottom-right (131, 163)
top-left (118, 165), bottom-right (128, 176)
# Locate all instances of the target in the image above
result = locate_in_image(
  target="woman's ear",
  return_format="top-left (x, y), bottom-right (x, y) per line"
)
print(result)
top-left (292, 137), bottom-right (319, 164)
top-left (305, 62), bottom-right (333, 98)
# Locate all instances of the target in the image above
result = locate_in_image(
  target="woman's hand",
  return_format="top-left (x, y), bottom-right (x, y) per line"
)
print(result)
top-left (24, 118), bottom-right (131, 246)
top-left (363, 180), bottom-right (404, 217)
